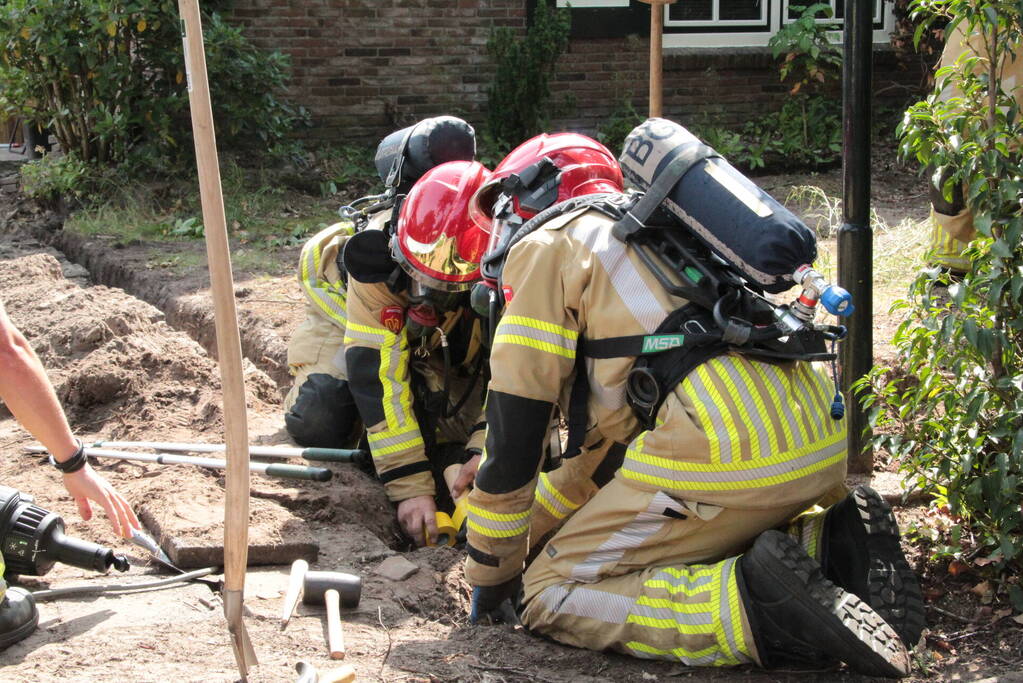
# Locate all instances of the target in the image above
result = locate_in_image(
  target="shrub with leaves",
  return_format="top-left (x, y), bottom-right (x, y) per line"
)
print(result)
top-left (485, 1), bottom-right (570, 150)
top-left (862, 0), bottom-right (1023, 591)
top-left (0, 0), bottom-right (303, 166)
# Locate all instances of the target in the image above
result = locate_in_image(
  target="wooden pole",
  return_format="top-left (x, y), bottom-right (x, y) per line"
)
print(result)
top-left (177, 0), bottom-right (258, 676)
top-left (639, 0), bottom-right (677, 118)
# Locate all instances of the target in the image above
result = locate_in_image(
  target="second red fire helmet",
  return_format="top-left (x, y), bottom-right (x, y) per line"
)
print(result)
top-left (392, 160), bottom-right (493, 292)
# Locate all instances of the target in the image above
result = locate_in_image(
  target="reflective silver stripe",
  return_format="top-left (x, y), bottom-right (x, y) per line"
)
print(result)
top-left (683, 369), bottom-right (735, 464)
top-left (793, 363), bottom-right (827, 440)
top-left (345, 327), bottom-right (385, 345)
top-left (631, 602), bottom-right (714, 627)
top-left (496, 323), bottom-right (577, 353)
top-left (622, 435), bottom-right (845, 487)
top-left (571, 221), bottom-right (666, 334)
top-left (571, 491), bottom-right (681, 582)
top-left (381, 333), bottom-right (410, 426)
top-left (718, 557), bottom-right (752, 664)
top-left (752, 363), bottom-right (805, 449)
top-left (367, 427), bottom-right (423, 450)
top-left (586, 358), bottom-right (627, 411)
top-left (300, 237), bottom-right (347, 327)
top-left (536, 474), bottom-right (575, 519)
top-left (538, 585), bottom-right (636, 623)
top-left (716, 360), bottom-right (772, 458)
top-left (466, 507), bottom-right (530, 535)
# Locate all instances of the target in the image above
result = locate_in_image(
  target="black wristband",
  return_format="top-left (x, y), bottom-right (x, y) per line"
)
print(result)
top-left (50, 440), bottom-right (87, 474)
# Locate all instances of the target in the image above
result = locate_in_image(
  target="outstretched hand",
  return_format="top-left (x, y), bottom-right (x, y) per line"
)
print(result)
top-left (450, 453), bottom-right (481, 500)
top-left (61, 464), bottom-right (141, 539)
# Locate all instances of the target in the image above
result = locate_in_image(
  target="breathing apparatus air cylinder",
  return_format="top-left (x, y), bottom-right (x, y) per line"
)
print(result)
top-left (374, 116), bottom-right (477, 193)
top-left (617, 118), bottom-right (818, 294)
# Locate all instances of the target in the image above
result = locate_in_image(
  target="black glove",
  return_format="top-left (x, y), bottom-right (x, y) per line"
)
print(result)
top-left (469, 575), bottom-right (522, 625)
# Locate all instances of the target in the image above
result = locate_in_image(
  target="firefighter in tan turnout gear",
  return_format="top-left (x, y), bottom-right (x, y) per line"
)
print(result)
top-left (342, 159), bottom-right (492, 546)
top-left (462, 123), bottom-right (924, 676)
top-left (283, 116), bottom-right (476, 450)
top-left (926, 22), bottom-right (1023, 273)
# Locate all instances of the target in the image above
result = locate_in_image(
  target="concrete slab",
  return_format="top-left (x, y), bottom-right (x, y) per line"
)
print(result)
top-left (138, 489), bottom-right (318, 569)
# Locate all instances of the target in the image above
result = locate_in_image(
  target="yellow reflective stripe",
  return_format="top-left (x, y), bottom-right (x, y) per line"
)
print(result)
top-left (626, 613), bottom-right (715, 635)
top-left (681, 372), bottom-right (722, 464)
top-left (730, 360), bottom-right (780, 457)
top-left (626, 640), bottom-right (720, 661)
top-left (792, 363), bottom-right (826, 441)
top-left (726, 560), bottom-right (750, 662)
top-left (493, 315), bottom-right (577, 359)
top-left (706, 359), bottom-right (761, 461)
top-left (805, 363), bottom-right (841, 437)
top-left (466, 523), bottom-right (527, 539)
top-left (635, 596), bottom-right (713, 615)
top-left (299, 234), bottom-right (347, 328)
top-left (711, 559), bottom-right (741, 666)
top-left (492, 334), bottom-right (576, 359)
top-left (695, 364), bottom-right (741, 463)
top-left (370, 435), bottom-right (425, 457)
top-left (500, 315), bottom-right (577, 341)
top-left (344, 320), bottom-right (387, 346)
top-left (467, 504), bottom-right (529, 523)
top-left (535, 473), bottom-right (579, 520)
top-left (540, 473), bottom-right (580, 511)
top-left (797, 363), bottom-right (830, 440)
top-left (751, 362), bottom-right (803, 450)
top-left (623, 430), bottom-right (846, 491)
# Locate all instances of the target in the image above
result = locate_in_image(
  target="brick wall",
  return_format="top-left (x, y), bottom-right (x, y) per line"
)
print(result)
top-left (225, 1), bottom-right (927, 144)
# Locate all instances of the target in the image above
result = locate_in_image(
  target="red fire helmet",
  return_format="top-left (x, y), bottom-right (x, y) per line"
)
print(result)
top-left (392, 160), bottom-right (493, 292)
top-left (468, 133), bottom-right (624, 233)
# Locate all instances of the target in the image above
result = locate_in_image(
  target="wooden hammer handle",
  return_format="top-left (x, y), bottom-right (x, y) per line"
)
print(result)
top-left (280, 559), bottom-right (308, 629)
top-left (325, 588), bottom-right (345, 660)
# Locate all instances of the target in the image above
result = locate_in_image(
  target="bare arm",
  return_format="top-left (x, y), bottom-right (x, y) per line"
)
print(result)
top-left (0, 300), bottom-right (139, 538)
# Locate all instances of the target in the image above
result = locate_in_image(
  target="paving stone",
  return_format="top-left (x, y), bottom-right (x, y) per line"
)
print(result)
top-left (374, 555), bottom-right (419, 581)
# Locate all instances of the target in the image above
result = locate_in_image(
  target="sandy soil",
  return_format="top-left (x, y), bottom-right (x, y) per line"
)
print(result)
top-left (0, 152), bottom-right (1020, 683)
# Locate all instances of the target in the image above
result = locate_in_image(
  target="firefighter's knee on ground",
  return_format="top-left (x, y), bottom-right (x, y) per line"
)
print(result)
top-left (284, 373), bottom-right (360, 448)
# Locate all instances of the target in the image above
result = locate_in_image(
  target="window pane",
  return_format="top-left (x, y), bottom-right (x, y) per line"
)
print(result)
top-left (670, 0), bottom-right (713, 21)
top-left (720, 0), bottom-right (761, 21)
top-left (835, 0), bottom-right (845, 19)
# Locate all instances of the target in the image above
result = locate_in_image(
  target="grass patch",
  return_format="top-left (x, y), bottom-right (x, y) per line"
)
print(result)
top-left (62, 153), bottom-right (361, 277)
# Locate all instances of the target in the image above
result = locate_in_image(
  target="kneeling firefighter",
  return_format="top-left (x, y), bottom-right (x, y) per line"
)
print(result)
top-left (283, 116), bottom-right (477, 448)
top-left (463, 120), bottom-right (924, 677)
top-left (342, 159), bottom-right (493, 546)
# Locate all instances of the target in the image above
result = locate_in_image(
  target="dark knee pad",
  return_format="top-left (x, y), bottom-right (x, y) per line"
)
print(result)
top-left (285, 374), bottom-right (361, 448)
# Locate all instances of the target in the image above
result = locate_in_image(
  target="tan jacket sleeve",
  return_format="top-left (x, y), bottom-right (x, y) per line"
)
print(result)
top-left (344, 277), bottom-right (434, 503)
top-left (466, 232), bottom-right (582, 586)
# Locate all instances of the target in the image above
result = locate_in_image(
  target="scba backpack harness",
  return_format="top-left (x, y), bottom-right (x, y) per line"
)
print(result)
top-left (482, 118), bottom-right (854, 438)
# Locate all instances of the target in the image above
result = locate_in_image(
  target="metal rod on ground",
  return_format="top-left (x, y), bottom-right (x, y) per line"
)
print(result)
top-left (639, 0), bottom-right (677, 118)
top-left (24, 446), bottom-right (333, 482)
top-left (838, 0), bottom-right (874, 473)
top-left (91, 440), bottom-right (366, 463)
top-left (177, 0), bottom-right (257, 675)
top-left (32, 567), bottom-right (220, 602)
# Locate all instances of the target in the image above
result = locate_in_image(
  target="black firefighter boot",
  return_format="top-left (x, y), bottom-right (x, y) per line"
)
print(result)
top-left (821, 485), bottom-right (926, 648)
top-left (0, 586), bottom-right (39, 650)
top-left (739, 530), bottom-right (910, 678)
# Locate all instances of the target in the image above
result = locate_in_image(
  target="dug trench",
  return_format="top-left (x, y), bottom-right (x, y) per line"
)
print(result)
top-left (0, 202), bottom-right (718, 682)
top-left (2, 190), bottom-right (1020, 681)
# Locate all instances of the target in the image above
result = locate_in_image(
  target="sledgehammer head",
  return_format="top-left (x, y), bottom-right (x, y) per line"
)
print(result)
top-left (302, 571), bottom-right (362, 608)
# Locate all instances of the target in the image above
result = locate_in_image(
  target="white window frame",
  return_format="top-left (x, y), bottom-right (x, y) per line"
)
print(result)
top-left (555, 0), bottom-right (629, 7)
top-left (661, 0), bottom-right (895, 48)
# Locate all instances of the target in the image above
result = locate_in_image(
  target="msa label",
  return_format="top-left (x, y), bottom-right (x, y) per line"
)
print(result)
top-left (642, 334), bottom-right (685, 353)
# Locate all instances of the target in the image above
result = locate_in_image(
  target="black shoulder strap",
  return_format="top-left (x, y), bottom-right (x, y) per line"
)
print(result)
top-left (612, 142), bottom-right (719, 243)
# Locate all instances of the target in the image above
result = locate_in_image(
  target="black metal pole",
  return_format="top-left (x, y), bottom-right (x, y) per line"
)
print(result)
top-left (839, 0), bottom-right (874, 473)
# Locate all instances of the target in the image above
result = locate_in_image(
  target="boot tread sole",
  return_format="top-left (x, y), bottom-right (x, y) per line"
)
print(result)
top-left (853, 486), bottom-right (927, 648)
top-left (756, 531), bottom-right (911, 678)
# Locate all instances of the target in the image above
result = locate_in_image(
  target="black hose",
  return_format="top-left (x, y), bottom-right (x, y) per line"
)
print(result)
top-left (31, 566), bottom-right (221, 602)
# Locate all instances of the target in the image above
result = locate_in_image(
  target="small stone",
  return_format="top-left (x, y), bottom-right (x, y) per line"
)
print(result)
top-left (374, 555), bottom-right (420, 581)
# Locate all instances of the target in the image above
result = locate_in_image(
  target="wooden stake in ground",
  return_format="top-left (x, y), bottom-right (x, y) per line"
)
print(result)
top-left (638, 0), bottom-right (677, 118)
top-left (177, 0), bottom-right (258, 676)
